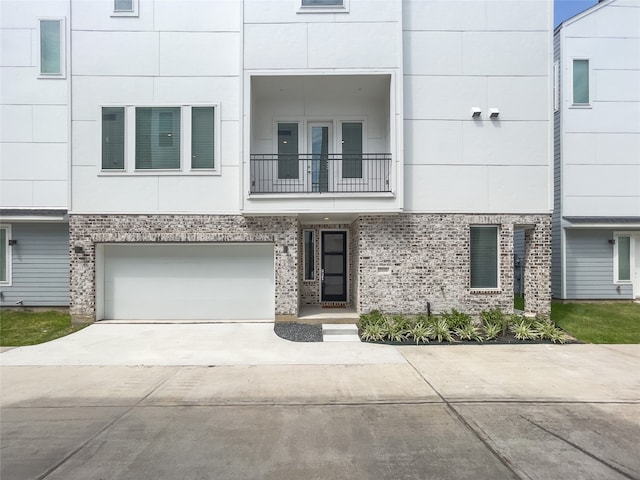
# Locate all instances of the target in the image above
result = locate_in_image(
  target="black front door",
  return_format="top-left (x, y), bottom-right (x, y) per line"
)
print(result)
top-left (321, 231), bottom-right (347, 302)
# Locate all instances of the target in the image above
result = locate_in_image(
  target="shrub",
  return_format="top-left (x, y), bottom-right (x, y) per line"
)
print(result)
top-left (510, 319), bottom-right (539, 341)
top-left (440, 309), bottom-right (472, 329)
top-left (359, 310), bottom-right (386, 328)
top-left (382, 316), bottom-right (409, 342)
top-left (533, 317), bottom-right (569, 344)
top-left (483, 322), bottom-right (501, 340)
top-left (361, 323), bottom-right (385, 342)
top-left (480, 308), bottom-right (510, 336)
top-left (454, 323), bottom-right (484, 343)
top-left (429, 317), bottom-right (454, 343)
top-left (409, 321), bottom-right (432, 345)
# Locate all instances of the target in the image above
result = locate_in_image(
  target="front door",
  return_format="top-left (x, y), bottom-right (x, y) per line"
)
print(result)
top-left (309, 122), bottom-right (331, 192)
top-left (321, 231), bottom-right (347, 302)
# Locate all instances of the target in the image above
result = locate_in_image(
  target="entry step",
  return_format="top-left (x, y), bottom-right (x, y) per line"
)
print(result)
top-left (322, 323), bottom-right (361, 342)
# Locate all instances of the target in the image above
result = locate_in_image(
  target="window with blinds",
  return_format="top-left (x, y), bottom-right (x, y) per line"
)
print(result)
top-left (40, 20), bottom-right (63, 76)
top-left (470, 226), bottom-right (499, 289)
top-left (102, 107), bottom-right (125, 170)
top-left (0, 227), bottom-right (9, 284)
top-left (135, 107), bottom-right (181, 170)
top-left (191, 107), bottom-right (215, 169)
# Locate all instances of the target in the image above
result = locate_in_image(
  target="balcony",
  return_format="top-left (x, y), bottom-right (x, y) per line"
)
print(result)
top-left (250, 153), bottom-right (392, 194)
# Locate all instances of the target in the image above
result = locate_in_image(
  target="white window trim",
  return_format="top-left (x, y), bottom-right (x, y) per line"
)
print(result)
top-left (111, 0), bottom-right (139, 17)
top-left (297, 0), bottom-right (349, 14)
top-left (613, 232), bottom-right (634, 284)
top-left (303, 229), bottom-right (315, 281)
top-left (98, 104), bottom-right (221, 176)
top-left (38, 17), bottom-right (66, 79)
top-left (570, 57), bottom-right (591, 108)
top-left (0, 224), bottom-right (12, 286)
top-left (469, 225), bottom-right (501, 292)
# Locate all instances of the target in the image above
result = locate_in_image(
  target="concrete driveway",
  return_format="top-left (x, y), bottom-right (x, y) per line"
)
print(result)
top-left (1, 323), bottom-right (639, 480)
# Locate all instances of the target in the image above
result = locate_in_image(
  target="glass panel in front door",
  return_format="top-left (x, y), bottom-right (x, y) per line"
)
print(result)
top-left (310, 124), bottom-right (330, 192)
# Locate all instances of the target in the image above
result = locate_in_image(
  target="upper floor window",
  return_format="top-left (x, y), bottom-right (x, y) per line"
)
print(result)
top-left (0, 225), bottom-right (11, 285)
top-left (299, 0), bottom-right (348, 13)
top-left (101, 105), bottom-right (218, 173)
top-left (39, 19), bottom-right (64, 77)
top-left (113, 0), bottom-right (139, 16)
top-left (470, 226), bottom-right (499, 290)
top-left (572, 59), bottom-right (590, 105)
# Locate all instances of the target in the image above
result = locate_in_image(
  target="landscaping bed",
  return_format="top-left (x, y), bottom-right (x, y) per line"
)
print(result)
top-left (359, 309), bottom-right (575, 345)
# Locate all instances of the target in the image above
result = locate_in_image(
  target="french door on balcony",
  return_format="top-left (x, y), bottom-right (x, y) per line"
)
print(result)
top-left (308, 122), bottom-right (332, 193)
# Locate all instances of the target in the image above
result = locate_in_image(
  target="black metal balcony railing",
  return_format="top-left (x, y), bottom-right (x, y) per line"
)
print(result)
top-left (250, 153), bottom-right (392, 194)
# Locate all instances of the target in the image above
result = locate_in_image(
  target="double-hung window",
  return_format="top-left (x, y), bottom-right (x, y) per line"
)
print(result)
top-left (101, 105), bottom-right (218, 173)
top-left (470, 226), bottom-right (499, 289)
top-left (572, 59), bottom-right (590, 105)
top-left (614, 235), bottom-right (631, 283)
top-left (39, 19), bottom-right (64, 77)
top-left (299, 0), bottom-right (348, 13)
top-left (0, 225), bottom-right (11, 285)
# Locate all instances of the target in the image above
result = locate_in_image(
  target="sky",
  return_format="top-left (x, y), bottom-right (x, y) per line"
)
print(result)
top-left (554, 0), bottom-right (600, 27)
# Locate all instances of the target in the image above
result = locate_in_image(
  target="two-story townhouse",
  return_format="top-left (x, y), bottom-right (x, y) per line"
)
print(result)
top-left (553, 0), bottom-right (640, 301)
top-left (0, 1), bottom-right (70, 308)
top-left (4, 0), bottom-right (553, 323)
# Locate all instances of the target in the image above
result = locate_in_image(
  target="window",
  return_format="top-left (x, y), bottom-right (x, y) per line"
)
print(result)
top-left (572, 59), bottom-right (590, 105)
top-left (304, 230), bottom-right (315, 280)
top-left (192, 107), bottom-right (215, 169)
top-left (112, 0), bottom-right (138, 16)
top-left (39, 19), bottom-right (64, 76)
top-left (277, 123), bottom-right (299, 180)
top-left (470, 226), bottom-right (499, 289)
top-left (0, 226), bottom-right (10, 285)
top-left (299, 0), bottom-right (348, 12)
top-left (135, 107), bottom-right (181, 170)
top-left (553, 61), bottom-right (560, 112)
top-left (102, 107), bottom-right (125, 170)
top-left (615, 235), bottom-right (631, 282)
top-left (302, 0), bottom-right (343, 5)
top-left (341, 122), bottom-right (363, 179)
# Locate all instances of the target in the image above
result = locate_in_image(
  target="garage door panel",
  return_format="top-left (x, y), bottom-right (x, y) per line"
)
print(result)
top-left (103, 244), bottom-right (274, 320)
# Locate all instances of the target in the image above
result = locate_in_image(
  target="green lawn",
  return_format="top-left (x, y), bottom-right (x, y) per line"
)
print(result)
top-left (552, 302), bottom-right (640, 344)
top-left (0, 310), bottom-right (87, 346)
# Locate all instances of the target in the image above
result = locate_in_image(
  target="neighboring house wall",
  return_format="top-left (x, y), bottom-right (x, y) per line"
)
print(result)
top-left (0, 1), bottom-right (70, 306)
top-left (554, 0), bottom-right (640, 299)
top-left (564, 229), bottom-right (633, 299)
top-left (0, 223), bottom-right (69, 307)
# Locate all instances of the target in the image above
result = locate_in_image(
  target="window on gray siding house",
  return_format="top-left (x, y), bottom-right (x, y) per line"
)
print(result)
top-left (470, 226), bottom-right (499, 289)
top-left (616, 236), bottom-right (631, 282)
top-left (102, 107), bottom-right (125, 170)
top-left (136, 107), bottom-right (181, 169)
top-left (0, 227), bottom-right (9, 284)
top-left (40, 20), bottom-right (62, 75)
top-left (573, 59), bottom-right (589, 105)
top-left (191, 107), bottom-right (215, 169)
top-left (304, 230), bottom-right (315, 280)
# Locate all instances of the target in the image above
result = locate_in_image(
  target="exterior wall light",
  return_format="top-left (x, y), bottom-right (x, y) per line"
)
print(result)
top-left (471, 107), bottom-right (481, 118)
top-left (489, 108), bottom-right (500, 118)
top-left (74, 245), bottom-right (84, 254)
top-left (8, 239), bottom-right (17, 246)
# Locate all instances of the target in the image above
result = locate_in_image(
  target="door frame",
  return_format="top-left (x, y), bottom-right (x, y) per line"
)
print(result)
top-left (320, 230), bottom-right (348, 302)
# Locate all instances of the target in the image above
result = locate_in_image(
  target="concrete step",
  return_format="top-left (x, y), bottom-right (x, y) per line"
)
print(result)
top-left (322, 323), bottom-right (361, 342)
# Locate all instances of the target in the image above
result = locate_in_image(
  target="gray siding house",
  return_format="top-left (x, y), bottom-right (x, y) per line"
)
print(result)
top-left (553, 0), bottom-right (640, 300)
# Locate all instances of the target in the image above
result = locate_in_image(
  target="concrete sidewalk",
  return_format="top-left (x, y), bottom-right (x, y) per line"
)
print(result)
top-left (1, 325), bottom-right (639, 480)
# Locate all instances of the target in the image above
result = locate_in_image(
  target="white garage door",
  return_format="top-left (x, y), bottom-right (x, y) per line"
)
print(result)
top-left (101, 244), bottom-right (274, 320)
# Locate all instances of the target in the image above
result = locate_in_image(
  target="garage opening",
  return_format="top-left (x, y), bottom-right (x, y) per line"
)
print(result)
top-left (96, 243), bottom-right (275, 321)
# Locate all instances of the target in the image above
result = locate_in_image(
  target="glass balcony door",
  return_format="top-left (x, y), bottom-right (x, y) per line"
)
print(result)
top-left (308, 122), bottom-right (332, 193)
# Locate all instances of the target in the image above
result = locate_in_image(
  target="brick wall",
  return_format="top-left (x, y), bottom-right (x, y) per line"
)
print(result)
top-left (356, 214), bottom-right (552, 316)
top-left (69, 214), bottom-right (298, 322)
